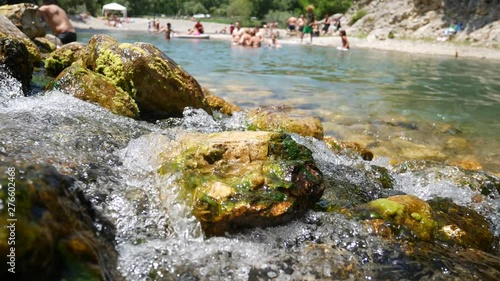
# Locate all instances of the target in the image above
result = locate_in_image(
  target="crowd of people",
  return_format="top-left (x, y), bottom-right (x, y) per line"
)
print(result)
top-left (36, 1), bottom-right (348, 50)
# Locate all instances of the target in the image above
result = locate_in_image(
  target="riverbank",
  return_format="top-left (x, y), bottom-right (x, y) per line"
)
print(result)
top-left (70, 16), bottom-right (500, 60)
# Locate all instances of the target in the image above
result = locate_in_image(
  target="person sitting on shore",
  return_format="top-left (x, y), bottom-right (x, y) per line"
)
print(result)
top-left (38, 0), bottom-right (76, 45)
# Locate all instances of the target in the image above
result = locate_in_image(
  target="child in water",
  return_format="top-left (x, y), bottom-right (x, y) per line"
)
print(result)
top-left (267, 33), bottom-right (282, 48)
top-left (338, 30), bottom-right (350, 50)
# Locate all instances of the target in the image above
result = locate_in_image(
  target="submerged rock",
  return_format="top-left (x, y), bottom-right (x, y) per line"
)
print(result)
top-left (158, 131), bottom-right (324, 236)
top-left (247, 105), bottom-right (324, 140)
top-left (47, 63), bottom-right (140, 119)
top-left (324, 136), bottom-right (374, 161)
top-left (84, 34), bottom-right (212, 120)
top-left (354, 195), bottom-right (496, 252)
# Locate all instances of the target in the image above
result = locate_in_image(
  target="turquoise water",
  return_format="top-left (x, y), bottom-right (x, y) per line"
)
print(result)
top-left (78, 30), bottom-right (500, 173)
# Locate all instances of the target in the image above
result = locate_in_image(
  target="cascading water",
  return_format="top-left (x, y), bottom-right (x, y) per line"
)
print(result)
top-left (1, 74), bottom-right (499, 280)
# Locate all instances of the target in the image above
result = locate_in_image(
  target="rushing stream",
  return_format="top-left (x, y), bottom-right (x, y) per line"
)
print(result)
top-left (1, 30), bottom-right (500, 280)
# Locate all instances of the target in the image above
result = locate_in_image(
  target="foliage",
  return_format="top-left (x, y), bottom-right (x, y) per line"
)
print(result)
top-left (350, 9), bottom-right (366, 25)
top-left (39, 0), bottom-right (352, 20)
top-left (264, 10), bottom-right (293, 26)
top-left (226, 0), bottom-right (253, 21)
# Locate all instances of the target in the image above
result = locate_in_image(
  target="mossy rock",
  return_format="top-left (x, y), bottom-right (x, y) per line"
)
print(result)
top-left (428, 197), bottom-right (495, 253)
top-left (158, 131), bottom-right (324, 236)
top-left (34, 36), bottom-right (57, 54)
top-left (0, 34), bottom-right (32, 94)
top-left (355, 195), bottom-right (436, 241)
top-left (83, 34), bottom-right (212, 120)
top-left (324, 136), bottom-right (374, 161)
top-left (202, 87), bottom-right (241, 116)
top-left (0, 3), bottom-right (45, 39)
top-left (44, 42), bottom-right (86, 76)
top-left (354, 195), bottom-right (496, 252)
top-left (47, 63), bottom-right (140, 119)
top-left (247, 105), bottom-right (324, 140)
top-left (0, 163), bottom-right (120, 280)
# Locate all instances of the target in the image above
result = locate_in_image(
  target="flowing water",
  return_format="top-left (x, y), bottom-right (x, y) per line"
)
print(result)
top-left (1, 30), bottom-right (499, 280)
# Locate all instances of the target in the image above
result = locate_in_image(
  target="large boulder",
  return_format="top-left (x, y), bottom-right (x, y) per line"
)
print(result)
top-left (158, 131), bottom-right (324, 236)
top-left (247, 105), bottom-right (324, 140)
top-left (0, 3), bottom-right (45, 39)
top-left (83, 34), bottom-right (212, 119)
top-left (0, 34), bottom-right (33, 94)
top-left (47, 63), bottom-right (140, 119)
top-left (0, 14), bottom-right (41, 66)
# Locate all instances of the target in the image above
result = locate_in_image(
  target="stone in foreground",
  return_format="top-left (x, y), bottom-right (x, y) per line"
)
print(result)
top-left (158, 131), bottom-right (324, 236)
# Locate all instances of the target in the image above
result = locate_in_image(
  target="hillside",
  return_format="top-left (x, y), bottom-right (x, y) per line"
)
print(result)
top-left (343, 0), bottom-right (500, 48)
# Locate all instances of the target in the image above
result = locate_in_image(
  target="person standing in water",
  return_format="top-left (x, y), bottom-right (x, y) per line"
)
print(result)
top-left (339, 30), bottom-right (350, 50)
top-left (158, 22), bottom-right (174, 40)
top-left (38, 0), bottom-right (76, 44)
top-left (300, 5), bottom-right (315, 44)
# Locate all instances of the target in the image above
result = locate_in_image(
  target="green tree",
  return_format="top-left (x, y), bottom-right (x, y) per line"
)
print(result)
top-left (226, 0), bottom-right (253, 20)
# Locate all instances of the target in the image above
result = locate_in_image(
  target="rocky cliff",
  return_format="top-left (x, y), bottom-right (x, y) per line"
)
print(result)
top-left (344, 0), bottom-right (500, 47)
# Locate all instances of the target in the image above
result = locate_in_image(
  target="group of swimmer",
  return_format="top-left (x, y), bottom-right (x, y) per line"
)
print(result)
top-left (154, 5), bottom-right (348, 50)
top-left (230, 22), bottom-right (280, 48)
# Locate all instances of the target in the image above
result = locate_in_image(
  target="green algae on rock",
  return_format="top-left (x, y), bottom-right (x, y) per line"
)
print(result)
top-left (0, 163), bottom-right (120, 280)
top-left (158, 131), bottom-right (324, 236)
top-left (83, 34), bottom-right (212, 120)
top-left (202, 87), bottom-right (241, 116)
top-left (44, 42), bottom-right (86, 77)
top-left (246, 105), bottom-right (324, 140)
top-left (0, 34), bottom-right (33, 94)
top-left (47, 63), bottom-right (140, 119)
top-left (354, 195), bottom-right (496, 252)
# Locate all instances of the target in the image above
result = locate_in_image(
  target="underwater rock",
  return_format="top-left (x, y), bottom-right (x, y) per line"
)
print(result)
top-left (84, 34), bottom-right (212, 120)
top-left (158, 131), bottom-right (324, 236)
top-left (428, 197), bottom-right (495, 253)
top-left (47, 63), bottom-right (140, 119)
top-left (0, 4), bottom-right (45, 39)
top-left (0, 163), bottom-right (121, 280)
top-left (0, 34), bottom-right (33, 94)
top-left (354, 195), bottom-right (496, 252)
top-left (44, 42), bottom-right (86, 76)
top-left (247, 105), bottom-right (324, 140)
top-left (324, 136), bottom-right (374, 161)
top-left (202, 87), bottom-right (241, 116)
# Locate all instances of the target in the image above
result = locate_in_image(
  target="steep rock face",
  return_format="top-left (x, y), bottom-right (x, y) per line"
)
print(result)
top-left (346, 0), bottom-right (500, 47)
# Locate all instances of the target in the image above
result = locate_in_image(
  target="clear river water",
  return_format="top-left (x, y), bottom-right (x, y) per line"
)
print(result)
top-left (79, 29), bottom-right (500, 175)
top-left (0, 29), bottom-right (499, 280)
